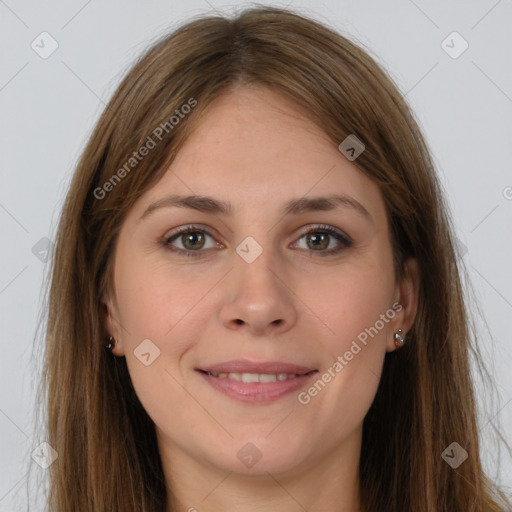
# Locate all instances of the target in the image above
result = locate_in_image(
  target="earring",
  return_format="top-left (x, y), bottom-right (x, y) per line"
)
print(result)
top-left (106, 335), bottom-right (116, 351)
top-left (394, 329), bottom-right (406, 349)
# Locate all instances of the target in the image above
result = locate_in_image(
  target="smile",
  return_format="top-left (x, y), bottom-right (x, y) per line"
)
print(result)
top-left (204, 371), bottom-right (301, 382)
top-left (196, 367), bottom-right (318, 404)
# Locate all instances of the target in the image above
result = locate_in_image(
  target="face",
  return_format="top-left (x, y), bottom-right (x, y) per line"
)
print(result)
top-left (104, 86), bottom-right (418, 478)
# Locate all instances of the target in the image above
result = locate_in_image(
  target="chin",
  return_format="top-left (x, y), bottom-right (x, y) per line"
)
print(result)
top-left (203, 434), bottom-right (313, 477)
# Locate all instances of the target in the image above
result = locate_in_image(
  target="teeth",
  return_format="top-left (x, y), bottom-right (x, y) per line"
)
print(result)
top-left (242, 373), bottom-right (259, 383)
top-left (206, 371), bottom-right (298, 382)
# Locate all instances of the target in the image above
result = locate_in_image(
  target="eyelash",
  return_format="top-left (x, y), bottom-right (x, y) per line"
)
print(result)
top-left (162, 223), bottom-right (353, 258)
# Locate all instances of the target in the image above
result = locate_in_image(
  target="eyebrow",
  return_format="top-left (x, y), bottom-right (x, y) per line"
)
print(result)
top-left (139, 193), bottom-right (372, 222)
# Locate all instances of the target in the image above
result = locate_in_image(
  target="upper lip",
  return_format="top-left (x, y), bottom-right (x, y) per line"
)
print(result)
top-left (196, 359), bottom-right (317, 375)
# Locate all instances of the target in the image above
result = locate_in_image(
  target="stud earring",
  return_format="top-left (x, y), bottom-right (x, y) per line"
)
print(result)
top-left (106, 335), bottom-right (116, 351)
top-left (394, 329), bottom-right (406, 349)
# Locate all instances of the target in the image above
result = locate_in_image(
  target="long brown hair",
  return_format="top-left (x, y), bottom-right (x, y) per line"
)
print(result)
top-left (33, 6), bottom-right (511, 511)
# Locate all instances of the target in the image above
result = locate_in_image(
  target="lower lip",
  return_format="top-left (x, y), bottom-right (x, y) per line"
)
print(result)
top-left (197, 371), bottom-right (317, 404)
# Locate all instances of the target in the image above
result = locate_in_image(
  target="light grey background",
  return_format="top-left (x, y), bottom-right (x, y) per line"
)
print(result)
top-left (1, 0), bottom-right (511, 509)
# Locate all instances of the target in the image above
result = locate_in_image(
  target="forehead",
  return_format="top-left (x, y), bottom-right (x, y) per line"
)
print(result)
top-left (131, 86), bottom-right (387, 224)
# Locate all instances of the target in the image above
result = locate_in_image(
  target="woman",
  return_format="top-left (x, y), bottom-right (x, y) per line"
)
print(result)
top-left (37, 6), bottom-right (511, 511)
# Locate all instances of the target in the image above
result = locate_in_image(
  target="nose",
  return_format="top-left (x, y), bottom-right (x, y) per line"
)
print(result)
top-left (219, 247), bottom-right (298, 337)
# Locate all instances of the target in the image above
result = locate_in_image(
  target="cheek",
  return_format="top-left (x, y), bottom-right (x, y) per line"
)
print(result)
top-left (305, 255), bottom-right (395, 349)
top-left (112, 254), bottom-right (223, 411)
top-left (297, 255), bottom-right (393, 426)
top-left (113, 255), bottom-right (208, 430)
top-left (113, 252), bottom-right (215, 343)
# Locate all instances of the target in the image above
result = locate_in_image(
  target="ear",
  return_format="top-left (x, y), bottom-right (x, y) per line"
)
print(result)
top-left (100, 290), bottom-right (125, 356)
top-left (386, 257), bottom-right (420, 352)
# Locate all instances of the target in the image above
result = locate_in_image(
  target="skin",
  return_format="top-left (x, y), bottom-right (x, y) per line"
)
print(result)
top-left (103, 85), bottom-right (419, 512)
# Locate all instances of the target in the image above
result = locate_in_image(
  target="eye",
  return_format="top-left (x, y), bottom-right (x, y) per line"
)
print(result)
top-left (162, 223), bottom-right (352, 258)
top-left (292, 224), bottom-right (352, 256)
top-left (163, 225), bottom-right (221, 257)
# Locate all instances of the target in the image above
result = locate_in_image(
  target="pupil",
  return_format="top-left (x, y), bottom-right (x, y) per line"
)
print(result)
top-left (308, 233), bottom-right (328, 250)
top-left (184, 232), bottom-right (204, 250)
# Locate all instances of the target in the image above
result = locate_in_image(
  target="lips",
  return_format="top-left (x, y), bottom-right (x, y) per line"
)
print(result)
top-left (195, 359), bottom-right (318, 404)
